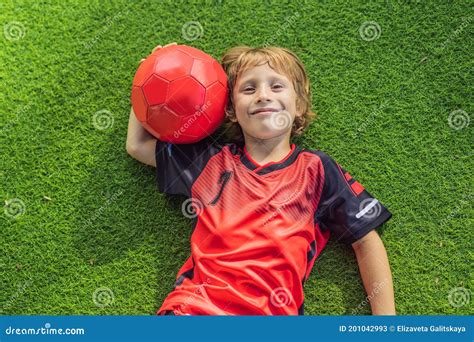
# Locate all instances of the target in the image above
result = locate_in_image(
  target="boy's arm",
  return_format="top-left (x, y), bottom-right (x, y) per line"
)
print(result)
top-left (352, 230), bottom-right (396, 315)
top-left (126, 106), bottom-right (157, 167)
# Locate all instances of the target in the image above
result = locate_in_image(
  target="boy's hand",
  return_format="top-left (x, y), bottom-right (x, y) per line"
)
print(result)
top-left (139, 42), bottom-right (178, 64)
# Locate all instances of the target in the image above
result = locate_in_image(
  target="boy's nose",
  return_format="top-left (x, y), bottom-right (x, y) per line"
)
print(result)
top-left (255, 87), bottom-right (271, 103)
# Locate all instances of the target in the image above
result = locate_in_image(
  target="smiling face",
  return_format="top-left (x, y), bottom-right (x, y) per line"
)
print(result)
top-left (231, 63), bottom-right (301, 141)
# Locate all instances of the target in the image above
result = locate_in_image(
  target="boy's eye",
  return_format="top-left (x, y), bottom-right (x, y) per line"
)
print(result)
top-left (243, 84), bottom-right (284, 92)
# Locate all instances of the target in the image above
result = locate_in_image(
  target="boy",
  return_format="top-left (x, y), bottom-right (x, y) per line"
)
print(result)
top-left (126, 43), bottom-right (396, 315)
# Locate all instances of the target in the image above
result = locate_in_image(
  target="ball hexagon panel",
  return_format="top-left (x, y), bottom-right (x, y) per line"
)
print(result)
top-left (176, 45), bottom-right (213, 62)
top-left (166, 77), bottom-right (206, 118)
top-left (142, 74), bottom-right (169, 107)
top-left (190, 58), bottom-right (218, 88)
top-left (177, 108), bottom-right (212, 139)
top-left (175, 117), bottom-right (202, 143)
top-left (146, 104), bottom-right (182, 139)
top-left (132, 56), bottom-right (157, 87)
top-left (154, 50), bottom-right (194, 82)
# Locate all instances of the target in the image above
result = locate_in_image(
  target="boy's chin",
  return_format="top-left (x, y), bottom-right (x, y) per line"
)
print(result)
top-left (243, 129), bottom-right (290, 141)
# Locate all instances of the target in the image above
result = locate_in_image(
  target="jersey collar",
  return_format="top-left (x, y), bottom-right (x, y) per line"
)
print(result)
top-left (240, 143), bottom-right (301, 175)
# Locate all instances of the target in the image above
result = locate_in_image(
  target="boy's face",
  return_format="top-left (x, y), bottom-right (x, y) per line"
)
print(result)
top-left (231, 63), bottom-right (301, 141)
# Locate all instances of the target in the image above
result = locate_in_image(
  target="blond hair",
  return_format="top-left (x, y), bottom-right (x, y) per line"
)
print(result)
top-left (220, 46), bottom-right (316, 143)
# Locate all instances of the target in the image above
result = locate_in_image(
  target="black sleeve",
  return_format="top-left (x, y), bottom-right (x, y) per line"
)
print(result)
top-left (313, 151), bottom-right (392, 245)
top-left (155, 137), bottom-right (222, 197)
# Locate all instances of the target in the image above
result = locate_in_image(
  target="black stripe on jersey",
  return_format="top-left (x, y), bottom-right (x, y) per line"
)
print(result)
top-left (240, 146), bottom-right (303, 175)
top-left (302, 240), bottom-right (317, 287)
top-left (307, 240), bottom-right (317, 262)
top-left (240, 153), bottom-right (258, 171)
top-left (298, 302), bottom-right (304, 315)
top-left (174, 257), bottom-right (195, 289)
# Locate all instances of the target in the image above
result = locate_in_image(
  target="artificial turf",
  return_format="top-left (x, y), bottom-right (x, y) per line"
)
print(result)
top-left (1, 0), bottom-right (472, 315)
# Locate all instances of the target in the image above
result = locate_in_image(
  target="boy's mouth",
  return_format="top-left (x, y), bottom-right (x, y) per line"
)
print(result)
top-left (250, 107), bottom-right (280, 115)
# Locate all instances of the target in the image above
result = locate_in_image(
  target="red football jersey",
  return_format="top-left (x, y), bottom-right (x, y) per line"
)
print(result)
top-left (154, 137), bottom-right (392, 315)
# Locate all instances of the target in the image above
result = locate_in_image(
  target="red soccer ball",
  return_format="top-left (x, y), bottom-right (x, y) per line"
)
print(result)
top-left (131, 44), bottom-right (228, 144)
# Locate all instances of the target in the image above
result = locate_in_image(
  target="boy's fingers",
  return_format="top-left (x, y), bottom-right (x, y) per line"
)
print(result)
top-left (147, 42), bottom-right (178, 60)
top-left (151, 45), bottom-right (163, 53)
top-left (152, 42), bottom-right (177, 53)
top-left (163, 42), bottom-right (178, 48)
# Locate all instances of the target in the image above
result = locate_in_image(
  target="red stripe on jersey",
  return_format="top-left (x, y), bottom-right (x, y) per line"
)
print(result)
top-left (351, 180), bottom-right (365, 196)
top-left (344, 172), bottom-right (351, 181)
top-left (336, 164), bottom-right (357, 197)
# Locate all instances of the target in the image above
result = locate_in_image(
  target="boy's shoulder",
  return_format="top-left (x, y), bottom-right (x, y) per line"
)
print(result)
top-left (299, 146), bottom-right (335, 164)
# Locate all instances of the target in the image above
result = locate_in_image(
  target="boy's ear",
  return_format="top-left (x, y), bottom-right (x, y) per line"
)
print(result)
top-left (296, 99), bottom-right (305, 117)
top-left (295, 105), bottom-right (303, 118)
top-left (226, 114), bottom-right (237, 123)
top-left (226, 110), bottom-right (238, 123)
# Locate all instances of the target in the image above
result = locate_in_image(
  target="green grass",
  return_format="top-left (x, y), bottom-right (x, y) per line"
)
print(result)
top-left (1, 0), bottom-right (472, 315)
